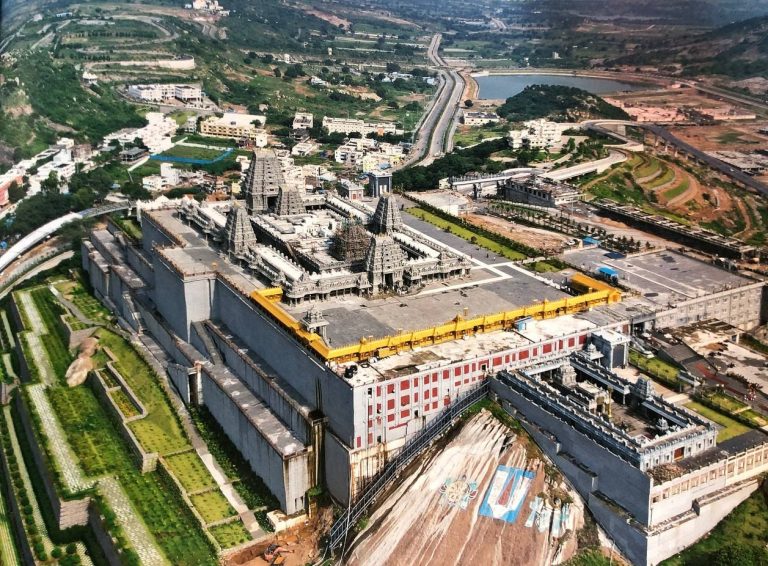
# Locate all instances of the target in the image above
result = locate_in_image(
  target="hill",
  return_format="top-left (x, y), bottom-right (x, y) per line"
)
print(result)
top-left (496, 85), bottom-right (630, 123)
top-left (606, 15), bottom-right (768, 80)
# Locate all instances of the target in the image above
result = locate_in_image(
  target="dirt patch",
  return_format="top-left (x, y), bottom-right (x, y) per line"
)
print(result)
top-left (346, 410), bottom-right (584, 566)
top-left (464, 213), bottom-right (569, 253)
top-left (224, 508), bottom-right (332, 566)
top-left (295, 3), bottom-right (351, 30)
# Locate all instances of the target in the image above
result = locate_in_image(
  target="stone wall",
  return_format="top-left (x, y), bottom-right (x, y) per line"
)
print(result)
top-left (13, 395), bottom-right (90, 529)
top-left (88, 370), bottom-right (158, 474)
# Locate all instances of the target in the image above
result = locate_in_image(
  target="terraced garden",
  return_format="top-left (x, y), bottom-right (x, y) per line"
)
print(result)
top-left (190, 490), bottom-right (237, 524)
top-left (55, 279), bottom-right (112, 323)
top-left (96, 329), bottom-right (189, 456)
top-left (10, 278), bottom-right (249, 561)
top-left (165, 451), bottom-right (218, 493)
top-left (209, 521), bottom-right (252, 548)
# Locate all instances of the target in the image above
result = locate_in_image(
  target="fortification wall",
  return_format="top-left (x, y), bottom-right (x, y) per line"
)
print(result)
top-left (202, 323), bottom-right (312, 445)
top-left (212, 280), bottom-right (354, 445)
top-left (200, 370), bottom-right (311, 514)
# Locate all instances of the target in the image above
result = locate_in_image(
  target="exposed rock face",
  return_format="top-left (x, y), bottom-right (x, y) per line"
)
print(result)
top-left (65, 336), bottom-right (98, 387)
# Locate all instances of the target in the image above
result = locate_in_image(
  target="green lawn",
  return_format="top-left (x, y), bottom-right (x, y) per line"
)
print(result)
top-left (629, 350), bottom-right (679, 383)
top-left (662, 486), bottom-right (768, 565)
top-left (645, 165), bottom-right (675, 189)
top-left (684, 401), bottom-right (750, 442)
top-left (97, 329), bottom-right (190, 456)
top-left (407, 208), bottom-right (527, 260)
top-left (190, 490), bottom-right (236, 524)
top-left (635, 155), bottom-right (662, 179)
top-left (165, 451), bottom-right (217, 493)
top-left (159, 145), bottom-right (230, 160)
top-left (706, 390), bottom-right (749, 413)
top-left (209, 521), bottom-right (252, 549)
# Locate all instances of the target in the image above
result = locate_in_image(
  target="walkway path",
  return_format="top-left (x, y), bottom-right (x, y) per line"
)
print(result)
top-left (99, 477), bottom-right (166, 565)
top-left (27, 384), bottom-right (95, 494)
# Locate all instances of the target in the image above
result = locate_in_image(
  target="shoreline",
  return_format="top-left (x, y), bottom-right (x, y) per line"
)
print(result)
top-left (468, 69), bottom-right (667, 100)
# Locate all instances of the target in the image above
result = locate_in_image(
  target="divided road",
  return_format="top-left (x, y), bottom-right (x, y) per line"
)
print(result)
top-left (399, 34), bottom-right (466, 168)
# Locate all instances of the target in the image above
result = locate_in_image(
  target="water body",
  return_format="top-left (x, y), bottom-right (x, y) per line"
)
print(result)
top-left (475, 74), bottom-right (650, 100)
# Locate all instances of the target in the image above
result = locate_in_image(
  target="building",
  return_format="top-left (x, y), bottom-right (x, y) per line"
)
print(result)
top-left (200, 113), bottom-right (267, 142)
top-left (291, 141), bottom-right (319, 157)
top-left (498, 174), bottom-right (581, 207)
top-left (292, 112), bottom-right (314, 131)
top-left (367, 170), bottom-right (392, 197)
top-left (120, 147), bottom-right (148, 163)
top-left (79, 154), bottom-right (766, 560)
top-left (104, 112), bottom-right (177, 154)
top-left (337, 179), bottom-right (365, 201)
top-left (127, 83), bottom-right (202, 103)
top-left (509, 119), bottom-right (570, 150)
top-left (334, 138), bottom-right (377, 167)
top-left (323, 116), bottom-right (402, 137)
top-left (492, 351), bottom-right (768, 565)
top-left (462, 111), bottom-right (500, 126)
top-left (592, 200), bottom-right (757, 260)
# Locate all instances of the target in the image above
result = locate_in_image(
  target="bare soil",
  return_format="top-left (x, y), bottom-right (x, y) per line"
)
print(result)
top-left (464, 213), bottom-right (569, 253)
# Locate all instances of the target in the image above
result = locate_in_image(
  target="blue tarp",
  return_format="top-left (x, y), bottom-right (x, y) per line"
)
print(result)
top-left (597, 266), bottom-right (618, 277)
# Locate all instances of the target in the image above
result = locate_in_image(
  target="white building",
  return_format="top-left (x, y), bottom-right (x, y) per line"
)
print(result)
top-left (200, 113), bottom-right (267, 143)
top-left (509, 119), bottom-right (571, 150)
top-left (323, 116), bottom-right (402, 136)
top-left (291, 141), bottom-right (319, 157)
top-left (462, 111), bottom-right (500, 126)
top-left (127, 83), bottom-right (202, 104)
top-left (292, 112), bottom-right (314, 131)
top-left (103, 112), bottom-right (177, 154)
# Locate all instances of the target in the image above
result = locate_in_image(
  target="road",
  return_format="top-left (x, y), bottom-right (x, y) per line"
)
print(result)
top-left (398, 34), bottom-right (466, 169)
top-left (0, 202), bottom-right (131, 277)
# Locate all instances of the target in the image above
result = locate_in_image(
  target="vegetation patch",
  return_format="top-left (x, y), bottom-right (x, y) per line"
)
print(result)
top-left (97, 329), bottom-right (189, 456)
top-left (209, 521), bottom-right (252, 549)
top-left (408, 207), bottom-right (527, 260)
top-left (165, 451), bottom-right (218, 494)
top-left (190, 490), bottom-right (236, 524)
top-left (662, 485), bottom-right (768, 565)
top-left (684, 401), bottom-right (750, 442)
top-left (497, 85), bottom-right (629, 122)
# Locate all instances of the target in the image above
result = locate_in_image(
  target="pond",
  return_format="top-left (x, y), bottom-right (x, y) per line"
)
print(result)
top-left (475, 74), bottom-right (652, 100)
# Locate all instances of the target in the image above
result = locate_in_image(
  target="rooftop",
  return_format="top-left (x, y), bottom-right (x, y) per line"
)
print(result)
top-left (561, 249), bottom-right (756, 307)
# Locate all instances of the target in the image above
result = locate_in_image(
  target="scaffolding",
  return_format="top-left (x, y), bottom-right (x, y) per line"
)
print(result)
top-left (329, 221), bottom-right (370, 263)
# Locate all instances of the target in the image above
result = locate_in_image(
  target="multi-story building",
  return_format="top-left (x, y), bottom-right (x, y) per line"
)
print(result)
top-left (200, 114), bottom-right (267, 144)
top-left (127, 83), bottom-right (202, 103)
top-left (498, 174), bottom-right (581, 207)
top-left (492, 351), bottom-right (768, 565)
top-left (509, 119), bottom-right (571, 149)
top-left (80, 153), bottom-right (766, 562)
top-left (323, 116), bottom-right (402, 137)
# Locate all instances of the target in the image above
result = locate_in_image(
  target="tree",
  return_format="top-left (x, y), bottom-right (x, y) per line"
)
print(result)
top-left (464, 99), bottom-right (474, 108)
top-left (273, 67), bottom-right (282, 78)
top-left (41, 171), bottom-right (60, 194)
top-left (8, 181), bottom-right (26, 203)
